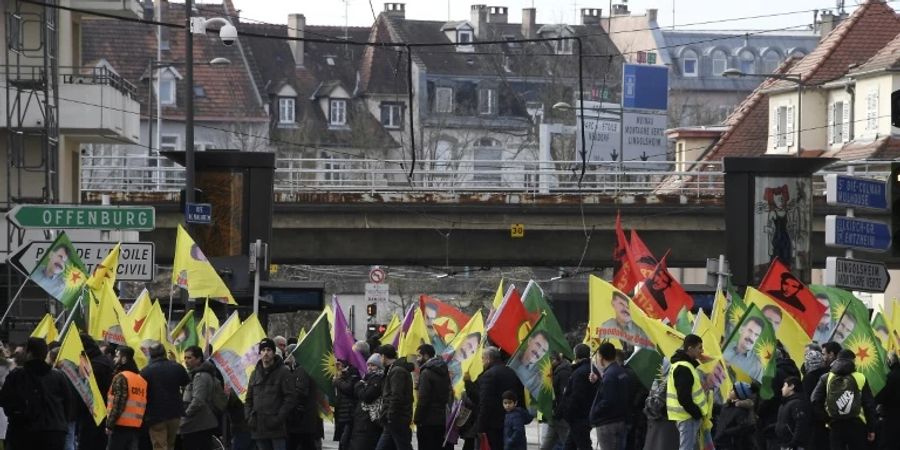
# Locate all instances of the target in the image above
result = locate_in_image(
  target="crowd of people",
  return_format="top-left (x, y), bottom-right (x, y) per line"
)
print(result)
top-left (0, 328), bottom-right (898, 450)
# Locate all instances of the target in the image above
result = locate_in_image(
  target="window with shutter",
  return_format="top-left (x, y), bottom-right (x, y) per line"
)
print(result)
top-left (827, 102), bottom-right (835, 144)
top-left (774, 107), bottom-right (783, 148)
top-left (786, 105), bottom-right (794, 147)
top-left (867, 90), bottom-right (878, 131)
top-left (842, 100), bottom-right (851, 142)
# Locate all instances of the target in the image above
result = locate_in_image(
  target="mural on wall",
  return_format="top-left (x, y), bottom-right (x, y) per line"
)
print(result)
top-left (753, 177), bottom-right (812, 282)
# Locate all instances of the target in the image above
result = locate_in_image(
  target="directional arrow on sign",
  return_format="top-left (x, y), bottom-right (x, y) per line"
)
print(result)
top-left (9, 240), bottom-right (156, 282)
top-left (824, 257), bottom-right (891, 293)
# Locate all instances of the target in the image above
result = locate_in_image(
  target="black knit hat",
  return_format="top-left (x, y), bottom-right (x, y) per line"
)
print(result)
top-left (259, 338), bottom-right (277, 353)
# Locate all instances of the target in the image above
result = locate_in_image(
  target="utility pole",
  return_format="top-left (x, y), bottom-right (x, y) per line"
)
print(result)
top-left (185, 0), bottom-right (195, 227)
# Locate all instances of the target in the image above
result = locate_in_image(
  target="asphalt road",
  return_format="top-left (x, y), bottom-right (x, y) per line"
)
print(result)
top-left (320, 420), bottom-right (549, 449)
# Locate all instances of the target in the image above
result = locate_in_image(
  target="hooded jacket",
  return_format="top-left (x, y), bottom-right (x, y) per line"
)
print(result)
top-left (811, 356), bottom-right (878, 431)
top-left (589, 361), bottom-right (630, 426)
top-left (415, 356), bottom-right (451, 427)
top-left (140, 355), bottom-right (191, 425)
top-left (775, 392), bottom-right (811, 448)
top-left (333, 364), bottom-right (361, 424)
top-left (180, 360), bottom-right (219, 434)
top-left (503, 406), bottom-right (534, 450)
top-left (670, 349), bottom-right (703, 420)
top-left (0, 359), bottom-right (72, 434)
top-left (382, 359), bottom-right (414, 427)
top-left (476, 360), bottom-right (525, 433)
top-left (350, 370), bottom-right (385, 450)
top-left (560, 358), bottom-right (597, 424)
top-left (245, 356), bottom-right (298, 439)
top-left (551, 359), bottom-right (572, 416)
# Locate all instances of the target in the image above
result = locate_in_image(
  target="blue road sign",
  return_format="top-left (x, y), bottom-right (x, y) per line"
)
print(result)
top-left (825, 174), bottom-right (887, 210)
top-left (825, 215), bottom-right (891, 252)
top-left (185, 203), bottom-right (212, 224)
top-left (622, 64), bottom-right (668, 111)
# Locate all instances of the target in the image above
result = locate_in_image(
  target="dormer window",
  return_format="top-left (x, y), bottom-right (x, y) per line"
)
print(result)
top-left (457, 30), bottom-right (473, 52)
top-left (158, 74), bottom-right (176, 106)
top-left (329, 99), bottom-right (347, 126)
top-left (279, 97), bottom-right (295, 124)
top-left (556, 39), bottom-right (573, 55)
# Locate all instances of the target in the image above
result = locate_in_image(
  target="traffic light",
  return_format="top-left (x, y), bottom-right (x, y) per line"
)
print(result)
top-left (366, 303), bottom-right (377, 317)
top-left (378, 324), bottom-right (387, 334)
top-left (892, 162), bottom-right (900, 257)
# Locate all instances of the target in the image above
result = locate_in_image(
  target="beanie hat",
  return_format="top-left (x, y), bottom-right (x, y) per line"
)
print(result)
top-left (367, 353), bottom-right (384, 369)
top-left (804, 348), bottom-right (825, 372)
top-left (258, 338), bottom-right (276, 353)
top-left (734, 382), bottom-right (752, 400)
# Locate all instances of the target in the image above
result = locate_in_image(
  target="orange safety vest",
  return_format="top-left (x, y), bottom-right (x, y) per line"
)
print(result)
top-left (107, 371), bottom-right (147, 428)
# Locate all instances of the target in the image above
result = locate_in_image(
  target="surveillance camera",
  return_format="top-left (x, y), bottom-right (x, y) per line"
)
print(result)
top-left (219, 23), bottom-right (237, 46)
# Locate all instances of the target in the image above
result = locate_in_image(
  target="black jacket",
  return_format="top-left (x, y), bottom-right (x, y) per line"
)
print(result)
top-left (333, 368), bottom-right (361, 424)
top-left (0, 359), bottom-right (73, 433)
top-left (811, 357), bottom-right (878, 431)
top-left (802, 366), bottom-right (827, 406)
top-left (712, 399), bottom-right (756, 450)
top-left (287, 365), bottom-right (323, 435)
top-left (876, 362), bottom-right (900, 419)
top-left (551, 359), bottom-right (572, 416)
top-left (382, 359), bottom-right (414, 426)
top-left (671, 349), bottom-right (703, 420)
top-left (180, 361), bottom-right (219, 434)
top-left (775, 392), bottom-right (811, 448)
top-left (758, 356), bottom-right (800, 434)
top-left (140, 356), bottom-right (191, 425)
top-left (351, 371), bottom-right (384, 450)
top-left (590, 362), bottom-right (630, 426)
top-left (560, 358), bottom-right (597, 424)
top-left (415, 357), bottom-right (451, 427)
top-left (245, 356), bottom-right (298, 439)
top-left (476, 361), bottom-right (525, 433)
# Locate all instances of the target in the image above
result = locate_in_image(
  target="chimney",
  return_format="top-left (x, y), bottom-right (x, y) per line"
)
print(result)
top-left (471, 5), bottom-right (487, 39)
top-left (384, 3), bottom-right (405, 19)
top-left (611, 3), bottom-right (629, 16)
top-left (817, 10), bottom-right (848, 41)
top-left (581, 8), bottom-right (602, 26)
top-left (288, 14), bottom-right (305, 68)
top-left (647, 8), bottom-right (657, 22)
top-left (522, 7), bottom-right (536, 38)
top-left (142, 1), bottom-right (154, 21)
top-left (487, 6), bottom-right (508, 23)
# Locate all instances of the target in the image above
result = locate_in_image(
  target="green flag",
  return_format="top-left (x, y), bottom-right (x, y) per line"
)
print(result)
top-left (871, 311), bottom-right (891, 351)
top-left (675, 307), bottom-right (693, 335)
top-left (521, 281), bottom-right (573, 359)
top-left (828, 293), bottom-right (888, 395)
top-left (292, 311), bottom-right (336, 418)
top-left (508, 315), bottom-right (554, 420)
top-left (171, 310), bottom-right (198, 352)
top-left (30, 232), bottom-right (88, 309)
top-left (723, 304), bottom-right (778, 399)
top-left (625, 347), bottom-right (663, 391)
top-left (724, 284), bottom-right (747, 339)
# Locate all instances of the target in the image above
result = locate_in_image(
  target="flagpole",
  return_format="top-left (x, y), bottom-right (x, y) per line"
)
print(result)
top-left (167, 285), bottom-right (174, 324)
top-left (59, 289), bottom-right (84, 338)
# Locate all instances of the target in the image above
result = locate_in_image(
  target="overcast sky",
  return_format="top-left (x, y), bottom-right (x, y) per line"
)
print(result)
top-left (225, 0), bottom-right (855, 31)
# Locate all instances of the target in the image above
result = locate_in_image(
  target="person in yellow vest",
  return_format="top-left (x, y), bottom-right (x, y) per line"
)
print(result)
top-left (666, 334), bottom-right (708, 450)
top-left (105, 346), bottom-right (148, 450)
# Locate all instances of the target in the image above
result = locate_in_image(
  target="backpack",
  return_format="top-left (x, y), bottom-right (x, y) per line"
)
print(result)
top-left (825, 373), bottom-right (862, 420)
top-left (209, 376), bottom-right (228, 415)
top-left (643, 373), bottom-right (668, 421)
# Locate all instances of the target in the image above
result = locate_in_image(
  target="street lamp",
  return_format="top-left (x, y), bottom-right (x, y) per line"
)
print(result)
top-left (722, 68), bottom-right (804, 157)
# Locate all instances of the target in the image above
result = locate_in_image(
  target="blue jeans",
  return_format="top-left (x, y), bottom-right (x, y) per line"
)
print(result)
top-left (253, 438), bottom-right (286, 450)
top-left (374, 422), bottom-right (413, 450)
top-left (65, 421), bottom-right (76, 450)
top-left (676, 419), bottom-right (701, 450)
top-left (595, 421), bottom-right (626, 450)
top-left (230, 431), bottom-right (252, 450)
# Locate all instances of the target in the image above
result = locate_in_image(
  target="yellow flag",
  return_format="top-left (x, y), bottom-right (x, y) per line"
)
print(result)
top-left (31, 313), bottom-right (59, 343)
top-left (325, 305), bottom-right (334, 339)
top-left (88, 283), bottom-right (127, 345)
top-left (197, 299), bottom-right (221, 352)
top-left (443, 310), bottom-right (485, 397)
top-left (398, 304), bottom-right (430, 358)
top-left (126, 289), bottom-right (152, 333)
top-left (710, 289), bottom-right (728, 346)
top-left (380, 314), bottom-right (401, 346)
top-left (296, 327), bottom-right (307, 343)
top-left (747, 287), bottom-right (809, 370)
top-left (491, 279), bottom-right (505, 309)
top-left (693, 309), bottom-right (733, 401)
top-left (210, 313), bottom-right (266, 402)
top-left (630, 300), bottom-right (684, 358)
top-left (135, 301), bottom-right (176, 365)
top-left (210, 311), bottom-right (241, 354)
top-left (56, 325), bottom-right (107, 426)
top-left (86, 243), bottom-right (120, 291)
top-left (586, 275), bottom-right (654, 351)
top-left (172, 224), bottom-right (236, 304)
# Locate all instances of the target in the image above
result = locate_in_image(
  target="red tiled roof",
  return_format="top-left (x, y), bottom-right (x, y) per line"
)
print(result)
top-left (833, 136), bottom-right (900, 160)
top-left (850, 31), bottom-right (900, 75)
top-left (768, 0), bottom-right (900, 90)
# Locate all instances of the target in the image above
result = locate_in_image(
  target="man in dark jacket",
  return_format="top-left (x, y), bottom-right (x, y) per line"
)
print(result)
top-left (287, 361), bottom-right (323, 450)
top-left (589, 342), bottom-right (629, 450)
top-left (179, 345), bottom-right (219, 450)
top-left (414, 344), bottom-right (450, 450)
top-left (0, 337), bottom-right (72, 450)
top-left (811, 349), bottom-right (878, 449)
top-left (562, 343), bottom-right (597, 450)
top-left (801, 345), bottom-right (829, 450)
top-left (541, 352), bottom-right (572, 450)
top-left (876, 353), bottom-right (900, 450)
top-left (375, 344), bottom-right (413, 450)
top-left (476, 346), bottom-right (525, 450)
top-left (140, 343), bottom-right (190, 450)
top-left (76, 334), bottom-right (114, 450)
top-left (333, 358), bottom-right (361, 450)
top-left (245, 338), bottom-right (298, 450)
top-left (774, 376), bottom-right (810, 450)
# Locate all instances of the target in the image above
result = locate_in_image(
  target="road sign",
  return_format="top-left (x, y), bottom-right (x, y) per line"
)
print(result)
top-left (6, 205), bottom-right (155, 230)
top-left (622, 111), bottom-right (668, 166)
top-left (11, 240), bottom-right (155, 281)
top-left (824, 257), bottom-right (891, 292)
top-left (369, 267), bottom-right (386, 284)
top-left (185, 203), bottom-right (212, 224)
top-left (365, 283), bottom-right (389, 304)
top-left (825, 174), bottom-right (888, 210)
top-left (622, 64), bottom-right (669, 111)
top-left (825, 215), bottom-right (891, 252)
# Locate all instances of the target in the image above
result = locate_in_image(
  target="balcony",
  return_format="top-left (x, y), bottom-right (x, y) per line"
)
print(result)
top-left (3, 66), bottom-right (141, 143)
top-left (71, 0), bottom-right (143, 18)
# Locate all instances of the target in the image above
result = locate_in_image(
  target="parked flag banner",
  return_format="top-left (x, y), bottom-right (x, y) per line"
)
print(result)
top-left (333, 296), bottom-right (368, 376)
top-left (587, 275), bottom-right (654, 350)
top-left (507, 315), bottom-right (554, 420)
top-left (758, 258), bottom-right (826, 337)
top-left (632, 255), bottom-right (694, 323)
top-left (29, 232), bottom-right (88, 309)
top-left (30, 313), bottom-right (59, 342)
top-left (56, 325), bottom-right (107, 426)
top-left (722, 304), bottom-right (777, 399)
top-left (521, 281), bottom-right (573, 359)
top-left (292, 311), bottom-right (336, 418)
top-left (748, 287), bottom-right (809, 371)
top-left (442, 310), bottom-right (485, 397)
top-left (172, 224), bottom-right (236, 304)
top-left (211, 313), bottom-right (266, 402)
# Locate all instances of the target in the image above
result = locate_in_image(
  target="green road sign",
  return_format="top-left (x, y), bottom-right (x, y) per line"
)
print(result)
top-left (6, 205), bottom-right (156, 230)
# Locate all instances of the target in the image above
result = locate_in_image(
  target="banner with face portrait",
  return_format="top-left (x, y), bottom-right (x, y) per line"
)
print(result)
top-left (441, 310), bottom-right (485, 397)
top-left (722, 304), bottom-right (777, 399)
top-left (29, 232), bottom-right (88, 309)
top-left (587, 275), bottom-right (654, 351)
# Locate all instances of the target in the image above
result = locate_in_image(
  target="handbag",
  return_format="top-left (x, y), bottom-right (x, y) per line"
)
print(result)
top-left (361, 396), bottom-right (384, 423)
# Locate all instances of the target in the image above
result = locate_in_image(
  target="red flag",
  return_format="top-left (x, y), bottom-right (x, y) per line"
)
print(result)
top-left (613, 213), bottom-right (642, 294)
top-left (419, 295), bottom-right (471, 342)
top-left (630, 229), bottom-right (658, 279)
top-left (632, 254), bottom-right (694, 323)
top-left (757, 258), bottom-right (826, 337)
top-left (486, 285), bottom-right (531, 356)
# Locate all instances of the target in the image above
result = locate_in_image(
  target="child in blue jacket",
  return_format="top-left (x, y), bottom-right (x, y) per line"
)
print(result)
top-left (502, 390), bottom-right (533, 450)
